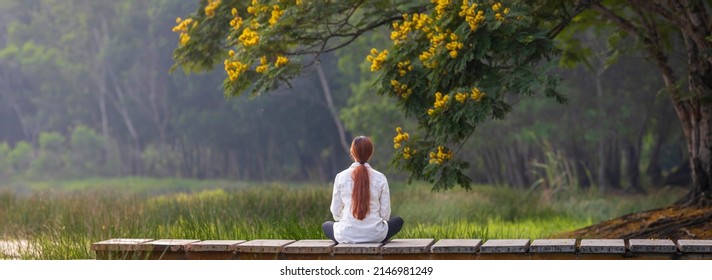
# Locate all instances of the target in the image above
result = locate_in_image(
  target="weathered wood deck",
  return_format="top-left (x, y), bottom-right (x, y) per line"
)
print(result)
top-left (91, 238), bottom-right (712, 260)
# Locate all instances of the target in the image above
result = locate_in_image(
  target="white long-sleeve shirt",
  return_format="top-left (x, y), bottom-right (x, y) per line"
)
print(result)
top-left (330, 162), bottom-right (391, 243)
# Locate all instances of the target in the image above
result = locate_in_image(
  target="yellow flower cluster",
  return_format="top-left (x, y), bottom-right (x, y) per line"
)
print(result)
top-left (269, 5), bottom-right (283, 26)
top-left (429, 146), bottom-right (453, 164)
top-left (391, 15), bottom-right (413, 44)
top-left (455, 92), bottom-right (468, 103)
top-left (492, 2), bottom-right (509, 21)
top-left (367, 48), bottom-right (388, 72)
top-left (432, 0), bottom-right (451, 20)
top-left (247, 0), bottom-right (270, 16)
top-left (471, 87), bottom-right (485, 101)
top-left (390, 80), bottom-right (413, 99)
top-left (459, 0), bottom-right (485, 31)
top-left (224, 59), bottom-right (248, 81)
top-left (228, 49), bottom-right (235, 57)
top-left (230, 8), bottom-right (243, 30)
top-left (239, 27), bottom-right (259, 47)
top-left (427, 92), bottom-right (450, 116)
top-left (397, 60), bottom-right (413, 76)
top-left (179, 33), bottom-right (191, 46)
top-left (413, 13), bottom-right (433, 32)
top-left (402, 147), bottom-right (415, 159)
top-left (172, 17), bottom-right (194, 33)
top-left (419, 46), bottom-right (438, 68)
top-left (204, 0), bottom-right (221, 18)
top-left (454, 87), bottom-right (485, 103)
top-left (173, 17), bottom-right (196, 46)
top-left (393, 127), bottom-right (410, 149)
top-left (276, 55), bottom-right (289, 67)
top-left (445, 33), bottom-right (464, 58)
top-left (256, 56), bottom-right (269, 73)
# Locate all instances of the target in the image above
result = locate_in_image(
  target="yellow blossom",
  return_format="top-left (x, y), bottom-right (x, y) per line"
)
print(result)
top-left (402, 147), bottom-right (415, 159)
top-left (172, 17), bottom-right (194, 33)
top-left (269, 5), bottom-right (283, 26)
top-left (397, 60), bottom-right (413, 76)
top-left (255, 56), bottom-right (269, 73)
top-left (255, 65), bottom-right (268, 73)
top-left (431, 0), bottom-right (451, 20)
top-left (492, 3), bottom-right (502, 11)
top-left (230, 12), bottom-right (244, 30)
top-left (455, 92), bottom-right (467, 103)
top-left (224, 59), bottom-right (249, 81)
top-left (296, 0), bottom-right (302, 5)
top-left (204, 0), bottom-right (221, 18)
top-left (179, 33), bottom-right (190, 45)
top-left (459, 1), bottom-right (485, 31)
top-left (366, 48), bottom-right (388, 72)
top-left (390, 79), bottom-right (413, 99)
top-left (428, 92), bottom-right (450, 116)
top-left (393, 127), bottom-right (410, 150)
top-left (429, 146), bottom-right (453, 164)
top-left (275, 55), bottom-right (289, 67)
top-left (470, 87), bottom-right (485, 101)
top-left (228, 50), bottom-right (235, 57)
top-left (238, 27), bottom-right (259, 47)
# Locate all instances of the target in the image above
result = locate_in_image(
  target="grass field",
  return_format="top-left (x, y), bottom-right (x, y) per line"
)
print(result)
top-left (0, 177), bottom-right (686, 259)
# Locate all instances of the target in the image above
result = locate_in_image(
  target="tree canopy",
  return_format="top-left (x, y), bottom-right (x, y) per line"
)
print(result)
top-left (171, 0), bottom-right (582, 190)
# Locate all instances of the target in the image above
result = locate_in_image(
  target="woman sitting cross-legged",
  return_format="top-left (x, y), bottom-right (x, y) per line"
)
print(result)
top-left (322, 136), bottom-right (404, 244)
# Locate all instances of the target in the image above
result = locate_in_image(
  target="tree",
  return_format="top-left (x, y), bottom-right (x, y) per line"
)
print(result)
top-left (172, 0), bottom-right (710, 204)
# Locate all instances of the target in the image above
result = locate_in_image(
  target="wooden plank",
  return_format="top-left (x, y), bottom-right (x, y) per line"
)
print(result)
top-left (430, 239), bottom-right (482, 254)
top-left (140, 239), bottom-right (201, 252)
top-left (676, 239), bottom-right (712, 253)
top-left (185, 240), bottom-right (245, 252)
top-left (628, 239), bottom-right (677, 253)
top-left (480, 239), bottom-right (530, 253)
top-left (235, 239), bottom-right (295, 253)
top-left (381, 239), bottom-right (435, 254)
top-left (282, 240), bottom-right (336, 254)
top-left (579, 239), bottom-right (625, 254)
top-left (333, 243), bottom-right (383, 254)
top-left (91, 238), bottom-right (154, 251)
top-left (530, 239), bottom-right (576, 253)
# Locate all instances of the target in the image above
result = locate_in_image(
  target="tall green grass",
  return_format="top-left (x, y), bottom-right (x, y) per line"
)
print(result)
top-left (0, 178), bottom-right (685, 259)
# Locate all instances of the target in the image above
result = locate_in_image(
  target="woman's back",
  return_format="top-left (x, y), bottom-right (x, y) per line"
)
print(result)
top-left (322, 136), bottom-right (403, 244)
top-left (330, 163), bottom-right (390, 243)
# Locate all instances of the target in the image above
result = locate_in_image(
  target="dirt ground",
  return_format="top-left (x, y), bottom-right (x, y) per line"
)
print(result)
top-left (556, 204), bottom-right (712, 239)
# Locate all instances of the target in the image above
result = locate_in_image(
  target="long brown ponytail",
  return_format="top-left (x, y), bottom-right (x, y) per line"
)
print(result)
top-left (350, 136), bottom-right (373, 220)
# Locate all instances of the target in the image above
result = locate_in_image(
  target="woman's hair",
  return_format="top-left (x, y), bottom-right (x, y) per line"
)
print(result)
top-left (350, 136), bottom-right (373, 220)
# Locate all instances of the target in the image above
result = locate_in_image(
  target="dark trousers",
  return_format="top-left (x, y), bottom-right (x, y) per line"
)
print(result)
top-left (322, 216), bottom-right (404, 244)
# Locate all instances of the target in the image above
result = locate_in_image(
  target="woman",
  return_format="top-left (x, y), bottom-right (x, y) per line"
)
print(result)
top-left (322, 136), bottom-right (404, 243)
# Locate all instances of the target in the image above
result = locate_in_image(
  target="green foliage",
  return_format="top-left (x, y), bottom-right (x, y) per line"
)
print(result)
top-left (30, 132), bottom-right (67, 178)
top-left (369, 2), bottom-right (564, 190)
top-left (172, 0), bottom-right (420, 97)
top-left (68, 125), bottom-right (105, 176)
top-left (8, 141), bottom-right (33, 175)
top-left (0, 143), bottom-right (11, 178)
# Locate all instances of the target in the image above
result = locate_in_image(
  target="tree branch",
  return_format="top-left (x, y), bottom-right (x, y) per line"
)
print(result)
top-left (548, 0), bottom-right (603, 38)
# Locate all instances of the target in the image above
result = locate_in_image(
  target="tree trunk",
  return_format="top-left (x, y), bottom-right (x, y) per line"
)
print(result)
top-left (646, 115), bottom-right (671, 186)
top-left (606, 136), bottom-right (622, 189)
top-left (315, 61), bottom-right (351, 155)
top-left (595, 67), bottom-right (608, 193)
top-left (676, 31), bottom-right (712, 206)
